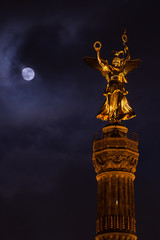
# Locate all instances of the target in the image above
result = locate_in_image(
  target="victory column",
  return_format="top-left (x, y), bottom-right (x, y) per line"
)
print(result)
top-left (84, 30), bottom-right (140, 240)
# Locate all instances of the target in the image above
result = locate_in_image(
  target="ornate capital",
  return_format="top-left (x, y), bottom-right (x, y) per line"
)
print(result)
top-left (92, 125), bottom-right (139, 174)
top-left (93, 149), bottom-right (138, 174)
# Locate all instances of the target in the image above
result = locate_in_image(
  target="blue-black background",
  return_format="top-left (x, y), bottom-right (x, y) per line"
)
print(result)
top-left (0, 0), bottom-right (159, 239)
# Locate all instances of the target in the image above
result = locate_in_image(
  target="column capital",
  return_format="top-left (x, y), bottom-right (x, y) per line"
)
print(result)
top-left (93, 125), bottom-right (139, 174)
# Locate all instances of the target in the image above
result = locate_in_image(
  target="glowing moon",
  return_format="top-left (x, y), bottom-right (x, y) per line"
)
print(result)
top-left (22, 67), bottom-right (35, 81)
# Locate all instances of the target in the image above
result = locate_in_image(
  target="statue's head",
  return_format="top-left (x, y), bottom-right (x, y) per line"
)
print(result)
top-left (112, 50), bottom-right (124, 67)
top-left (112, 57), bottom-right (121, 67)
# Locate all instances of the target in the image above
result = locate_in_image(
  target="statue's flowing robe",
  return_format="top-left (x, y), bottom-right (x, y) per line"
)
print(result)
top-left (97, 76), bottom-right (135, 121)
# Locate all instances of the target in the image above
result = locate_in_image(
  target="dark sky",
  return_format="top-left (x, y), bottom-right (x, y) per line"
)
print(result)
top-left (0, 0), bottom-right (159, 239)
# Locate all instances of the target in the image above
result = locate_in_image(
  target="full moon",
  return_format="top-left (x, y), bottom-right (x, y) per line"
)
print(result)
top-left (22, 67), bottom-right (35, 81)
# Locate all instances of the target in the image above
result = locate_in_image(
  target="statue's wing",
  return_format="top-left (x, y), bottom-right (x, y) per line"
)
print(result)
top-left (123, 59), bottom-right (141, 75)
top-left (83, 56), bottom-right (108, 77)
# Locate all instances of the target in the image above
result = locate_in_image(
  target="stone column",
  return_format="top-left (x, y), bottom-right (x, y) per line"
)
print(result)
top-left (92, 124), bottom-right (139, 240)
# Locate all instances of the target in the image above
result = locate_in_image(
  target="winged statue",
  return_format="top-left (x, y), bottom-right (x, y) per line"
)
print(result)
top-left (84, 30), bottom-right (140, 122)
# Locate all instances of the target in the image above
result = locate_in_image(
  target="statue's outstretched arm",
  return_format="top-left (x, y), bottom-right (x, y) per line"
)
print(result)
top-left (123, 42), bottom-right (130, 60)
top-left (122, 30), bottom-right (130, 65)
top-left (97, 51), bottom-right (104, 67)
top-left (94, 41), bottom-right (109, 71)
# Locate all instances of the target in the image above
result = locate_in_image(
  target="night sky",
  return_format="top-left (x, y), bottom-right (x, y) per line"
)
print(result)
top-left (0, 0), bottom-right (159, 239)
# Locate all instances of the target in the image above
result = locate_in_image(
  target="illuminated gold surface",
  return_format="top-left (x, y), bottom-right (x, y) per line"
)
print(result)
top-left (96, 171), bottom-right (135, 181)
top-left (84, 30), bottom-right (140, 122)
top-left (96, 232), bottom-right (137, 240)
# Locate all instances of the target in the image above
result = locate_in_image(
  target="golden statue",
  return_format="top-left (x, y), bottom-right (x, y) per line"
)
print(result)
top-left (84, 30), bottom-right (140, 122)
